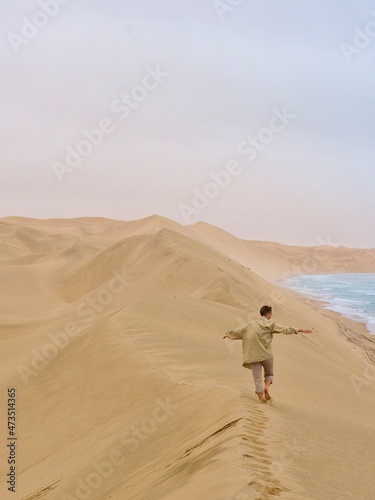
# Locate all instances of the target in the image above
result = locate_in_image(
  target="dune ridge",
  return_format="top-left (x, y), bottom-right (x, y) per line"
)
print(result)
top-left (0, 215), bottom-right (375, 500)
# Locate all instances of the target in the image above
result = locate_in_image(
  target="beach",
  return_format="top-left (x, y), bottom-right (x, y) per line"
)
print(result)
top-left (1, 215), bottom-right (375, 500)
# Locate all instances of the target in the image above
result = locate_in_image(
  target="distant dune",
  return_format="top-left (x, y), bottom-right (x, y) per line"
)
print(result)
top-left (0, 216), bottom-right (374, 500)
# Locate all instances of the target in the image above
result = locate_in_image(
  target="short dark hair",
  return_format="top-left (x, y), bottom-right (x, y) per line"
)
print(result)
top-left (260, 305), bottom-right (272, 316)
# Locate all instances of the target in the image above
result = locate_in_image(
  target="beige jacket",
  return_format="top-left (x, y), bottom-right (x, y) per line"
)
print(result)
top-left (226, 317), bottom-right (298, 366)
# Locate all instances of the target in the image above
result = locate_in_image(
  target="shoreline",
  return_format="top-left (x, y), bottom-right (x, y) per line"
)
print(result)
top-left (281, 272), bottom-right (375, 335)
top-left (284, 286), bottom-right (375, 366)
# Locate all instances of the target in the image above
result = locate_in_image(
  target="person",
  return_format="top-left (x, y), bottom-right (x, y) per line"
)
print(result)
top-left (223, 305), bottom-right (312, 402)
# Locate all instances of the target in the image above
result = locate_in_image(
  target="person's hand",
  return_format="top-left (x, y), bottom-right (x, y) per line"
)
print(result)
top-left (223, 333), bottom-right (228, 339)
top-left (299, 329), bottom-right (312, 333)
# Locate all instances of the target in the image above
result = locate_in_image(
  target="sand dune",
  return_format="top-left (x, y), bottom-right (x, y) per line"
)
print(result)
top-left (0, 216), bottom-right (375, 500)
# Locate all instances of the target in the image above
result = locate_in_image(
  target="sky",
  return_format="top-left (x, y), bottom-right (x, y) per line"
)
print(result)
top-left (1, 0), bottom-right (374, 247)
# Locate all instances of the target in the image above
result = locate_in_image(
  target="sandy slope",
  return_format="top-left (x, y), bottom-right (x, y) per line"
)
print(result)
top-left (0, 216), bottom-right (375, 500)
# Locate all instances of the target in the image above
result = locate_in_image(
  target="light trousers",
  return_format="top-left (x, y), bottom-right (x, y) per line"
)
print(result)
top-left (249, 357), bottom-right (274, 394)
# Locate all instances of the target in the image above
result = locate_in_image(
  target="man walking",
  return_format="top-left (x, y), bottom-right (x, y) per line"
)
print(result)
top-left (223, 305), bottom-right (312, 402)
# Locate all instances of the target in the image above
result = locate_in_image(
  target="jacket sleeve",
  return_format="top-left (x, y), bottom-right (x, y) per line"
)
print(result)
top-left (225, 324), bottom-right (247, 340)
top-left (271, 322), bottom-right (298, 335)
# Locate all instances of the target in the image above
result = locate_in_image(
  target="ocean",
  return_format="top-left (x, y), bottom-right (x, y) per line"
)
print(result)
top-left (283, 273), bottom-right (375, 334)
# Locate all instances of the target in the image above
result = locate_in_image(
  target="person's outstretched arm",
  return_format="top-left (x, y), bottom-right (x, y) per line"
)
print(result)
top-left (272, 322), bottom-right (313, 335)
top-left (223, 324), bottom-right (247, 340)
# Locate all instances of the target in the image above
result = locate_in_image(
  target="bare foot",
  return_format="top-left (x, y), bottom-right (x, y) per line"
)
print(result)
top-left (264, 388), bottom-right (271, 400)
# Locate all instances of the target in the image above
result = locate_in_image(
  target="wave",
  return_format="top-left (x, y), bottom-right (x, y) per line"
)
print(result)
top-left (283, 273), bottom-right (375, 335)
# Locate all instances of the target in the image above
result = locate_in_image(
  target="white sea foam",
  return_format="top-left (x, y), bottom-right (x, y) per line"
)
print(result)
top-left (283, 273), bottom-right (375, 335)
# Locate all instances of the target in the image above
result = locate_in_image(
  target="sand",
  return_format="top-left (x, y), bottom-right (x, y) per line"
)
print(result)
top-left (0, 215), bottom-right (375, 500)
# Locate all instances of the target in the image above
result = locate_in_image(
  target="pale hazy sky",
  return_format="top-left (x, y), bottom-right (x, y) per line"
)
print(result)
top-left (1, 1), bottom-right (374, 247)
